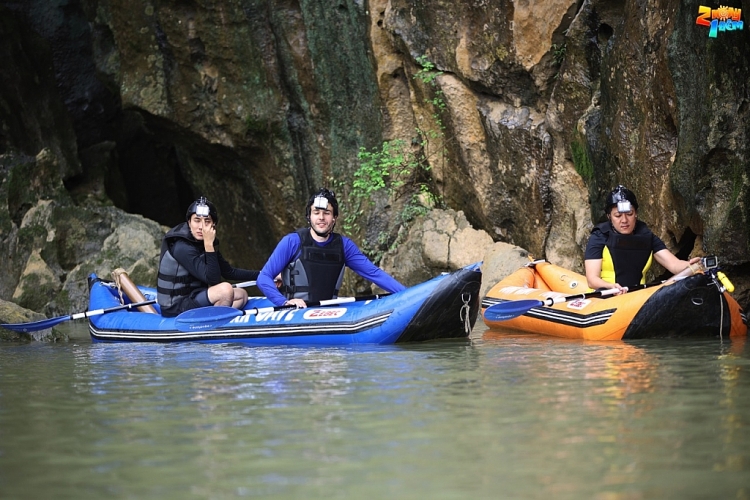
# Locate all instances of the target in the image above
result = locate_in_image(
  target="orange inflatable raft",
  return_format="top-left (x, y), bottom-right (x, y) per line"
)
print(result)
top-left (482, 260), bottom-right (747, 340)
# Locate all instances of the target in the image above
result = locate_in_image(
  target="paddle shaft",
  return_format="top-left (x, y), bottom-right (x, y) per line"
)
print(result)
top-left (238, 293), bottom-right (390, 317)
top-left (483, 279), bottom-right (675, 322)
top-left (539, 286), bottom-right (623, 307)
top-left (1, 299), bottom-right (157, 333)
top-left (233, 280), bottom-right (257, 288)
top-left (524, 275), bottom-right (685, 308)
top-left (71, 300), bottom-right (157, 319)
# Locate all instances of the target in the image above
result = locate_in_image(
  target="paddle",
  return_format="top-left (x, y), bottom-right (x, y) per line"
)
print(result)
top-left (175, 293), bottom-right (391, 332)
top-left (233, 280), bottom-right (257, 288)
top-left (1, 300), bottom-right (157, 333)
top-left (482, 282), bottom-right (668, 322)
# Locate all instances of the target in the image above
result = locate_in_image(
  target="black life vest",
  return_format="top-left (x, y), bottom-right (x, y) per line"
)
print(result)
top-left (596, 221), bottom-right (654, 287)
top-left (280, 228), bottom-right (345, 302)
top-left (157, 222), bottom-right (205, 315)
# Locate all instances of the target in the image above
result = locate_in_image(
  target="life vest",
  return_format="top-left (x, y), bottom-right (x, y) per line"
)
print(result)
top-left (157, 222), bottom-right (205, 315)
top-left (596, 221), bottom-right (654, 287)
top-left (280, 228), bottom-right (345, 302)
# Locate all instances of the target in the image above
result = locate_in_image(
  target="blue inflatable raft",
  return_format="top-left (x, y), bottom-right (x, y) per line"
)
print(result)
top-left (86, 264), bottom-right (482, 345)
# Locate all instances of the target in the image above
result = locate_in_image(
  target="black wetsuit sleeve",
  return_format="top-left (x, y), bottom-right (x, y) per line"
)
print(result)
top-left (650, 233), bottom-right (668, 253)
top-left (171, 239), bottom-right (223, 286)
top-left (217, 252), bottom-right (260, 282)
top-left (584, 228), bottom-right (607, 260)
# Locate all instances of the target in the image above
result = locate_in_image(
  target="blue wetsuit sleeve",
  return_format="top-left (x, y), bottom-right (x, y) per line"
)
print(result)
top-left (257, 234), bottom-right (301, 306)
top-left (342, 237), bottom-right (406, 293)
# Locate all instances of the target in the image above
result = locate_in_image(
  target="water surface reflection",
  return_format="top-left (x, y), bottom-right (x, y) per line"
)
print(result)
top-left (0, 324), bottom-right (748, 499)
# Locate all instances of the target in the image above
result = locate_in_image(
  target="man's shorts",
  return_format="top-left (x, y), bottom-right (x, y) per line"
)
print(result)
top-left (178, 288), bottom-right (212, 314)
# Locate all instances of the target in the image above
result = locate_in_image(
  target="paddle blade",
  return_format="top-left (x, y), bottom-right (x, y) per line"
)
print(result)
top-left (174, 306), bottom-right (243, 332)
top-left (483, 299), bottom-right (544, 322)
top-left (1, 315), bottom-right (71, 333)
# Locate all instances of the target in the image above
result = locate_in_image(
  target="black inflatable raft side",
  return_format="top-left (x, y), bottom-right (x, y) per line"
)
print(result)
top-left (395, 267), bottom-right (482, 343)
top-left (623, 274), bottom-right (737, 339)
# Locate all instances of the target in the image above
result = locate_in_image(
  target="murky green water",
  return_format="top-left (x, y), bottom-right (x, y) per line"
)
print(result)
top-left (1, 323), bottom-right (749, 499)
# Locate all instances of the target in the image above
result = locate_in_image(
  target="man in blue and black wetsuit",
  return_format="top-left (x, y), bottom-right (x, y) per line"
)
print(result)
top-left (256, 188), bottom-right (406, 308)
top-left (157, 197), bottom-right (260, 317)
top-left (584, 185), bottom-right (700, 294)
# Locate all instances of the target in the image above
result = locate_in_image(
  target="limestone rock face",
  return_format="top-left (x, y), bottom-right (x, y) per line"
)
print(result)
top-left (380, 208), bottom-right (492, 283)
top-left (480, 243), bottom-right (535, 300)
top-left (0, 146), bottom-right (164, 332)
top-left (1, 0), bottom-right (749, 338)
top-left (379, 208), bottom-right (533, 299)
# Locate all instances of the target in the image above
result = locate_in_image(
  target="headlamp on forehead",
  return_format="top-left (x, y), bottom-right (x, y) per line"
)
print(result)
top-left (605, 185), bottom-right (638, 216)
top-left (186, 196), bottom-right (218, 224)
top-left (195, 203), bottom-right (211, 217)
top-left (313, 196), bottom-right (329, 210)
top-left (616, 200), bottom-right (632, 213)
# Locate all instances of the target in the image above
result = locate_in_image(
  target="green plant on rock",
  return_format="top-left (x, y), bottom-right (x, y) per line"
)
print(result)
top-left (729, 161), bottom-right (746, 208)
top-left (414, 55), bottom-right (447, 140)
top-left (552, 43), bottom-right (567, 79)
top-left (570, 137), bottom-right (594, 183)
top-left (334, 56), bottom-right (451, 262)
top-left (552, 43), bottom-right (567, 65)
top-left (337, 139), bottom-right (435, 233)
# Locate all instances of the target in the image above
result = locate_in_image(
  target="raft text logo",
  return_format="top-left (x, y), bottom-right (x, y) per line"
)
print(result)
top-left (696, 5), bottom-right (743, 37)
